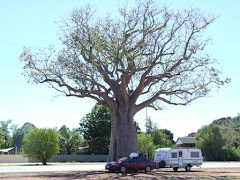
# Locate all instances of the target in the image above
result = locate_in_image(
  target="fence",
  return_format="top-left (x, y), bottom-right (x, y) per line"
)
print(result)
top-left (0, 155), bottom-right (28, 163)
top-left (49, 155), bottom-right (108, 162)
top-left (0, 155), bottom-right (108, 163)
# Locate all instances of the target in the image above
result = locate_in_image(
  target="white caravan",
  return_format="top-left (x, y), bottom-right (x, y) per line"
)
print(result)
top-left (154, 148), bottom-right (203, 171)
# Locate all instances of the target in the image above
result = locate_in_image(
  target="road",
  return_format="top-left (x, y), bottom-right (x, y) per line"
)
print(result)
top-left (0, 163), bottom-right (105, 173)
top-left (201, 162), bottom-right (240, 168)
top-left (0, 162), bottom-right (240, 173)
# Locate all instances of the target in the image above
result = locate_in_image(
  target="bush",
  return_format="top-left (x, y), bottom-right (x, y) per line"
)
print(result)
top-left (222, 146), bottom-right (240, 161)
top-left (22, 128), bottom-right (59, 165)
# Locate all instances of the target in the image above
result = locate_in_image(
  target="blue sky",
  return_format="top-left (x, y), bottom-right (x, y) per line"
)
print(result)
top-left (0, 0), bottom-right (239, 140)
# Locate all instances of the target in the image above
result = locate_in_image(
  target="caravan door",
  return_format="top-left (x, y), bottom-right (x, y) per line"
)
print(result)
top-left (178, 151), bottom-right (183, 167)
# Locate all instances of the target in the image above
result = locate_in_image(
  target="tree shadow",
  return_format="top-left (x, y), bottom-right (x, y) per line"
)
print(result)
top-left (34, 170), bottom-right (205, 180)
top-left (8, 169), bottom-right (240, 180)
top-left (34, 171), bottom-right (162, 179)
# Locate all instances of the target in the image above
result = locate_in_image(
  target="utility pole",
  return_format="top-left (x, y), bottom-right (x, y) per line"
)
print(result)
top-left (145, 107), bottom-right (148, 159)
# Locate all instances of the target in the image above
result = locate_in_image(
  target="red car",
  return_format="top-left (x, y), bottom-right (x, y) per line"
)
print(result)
top-left (105, 156), bottom-right (158, 173)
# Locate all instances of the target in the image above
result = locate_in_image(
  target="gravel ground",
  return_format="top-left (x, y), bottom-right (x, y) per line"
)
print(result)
top-left (1, 168), bottom-right (240, 180)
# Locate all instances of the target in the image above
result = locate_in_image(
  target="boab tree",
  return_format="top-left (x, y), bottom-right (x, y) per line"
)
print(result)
top-left (20, 0), bottom-right (230, 161)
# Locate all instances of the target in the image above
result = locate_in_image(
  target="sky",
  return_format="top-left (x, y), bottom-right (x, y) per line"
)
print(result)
top-left (0, 0), bottom-right (240, 140)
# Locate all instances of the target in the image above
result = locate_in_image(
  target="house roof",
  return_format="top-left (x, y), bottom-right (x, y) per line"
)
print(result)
top-left (0, 147), bottom-right (15, 153)
top-left (176, 137), bottom-right (197, 145)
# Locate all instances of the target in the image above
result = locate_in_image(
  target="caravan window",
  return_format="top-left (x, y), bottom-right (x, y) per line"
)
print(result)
top-left (171, 152), bottom-right (177, 158)
top-left (157, 151), bottom-right (167, 159)
top-left (191, 152), bottom-right (199, 158)
top-left (179, 151), bottom-right (182, 157)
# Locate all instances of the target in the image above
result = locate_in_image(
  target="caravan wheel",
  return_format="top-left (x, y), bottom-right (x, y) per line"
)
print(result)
top-left (159, 161), bottom-right (165, 168)
top-left (173, 167), bottom-right (178, 172)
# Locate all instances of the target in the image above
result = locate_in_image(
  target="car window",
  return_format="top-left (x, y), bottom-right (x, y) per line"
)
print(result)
top-left (129, 157), bottom-right (138, 162)
top-left (139, 157), bottom-right (149, 162)
top-left (118, 157), bottom-right (128, 161)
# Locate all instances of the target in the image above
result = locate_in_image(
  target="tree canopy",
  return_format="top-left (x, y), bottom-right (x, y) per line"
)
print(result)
top-left (196, 124), bottom-right (240, 161)
top-left (0, 120), bottom-right (13, 149)
top-left (151, 130), bottom-right (174, 148)
top-left (79, 104), bottom-right (141, 154)
top-left (79, 104), bottom-right (112, 154)
top-left (138, 133), bottom-right (155, 159)
top-left (22, 128), bottom-right (59, 165)
top-left (20, 0), bottom-right (229, 161)
top-left (58, 125), bottom-right (82, 155)
top-left (12, 122), bottom-right (36, 154)
top-left (12, 128), bottom-right (24, 154)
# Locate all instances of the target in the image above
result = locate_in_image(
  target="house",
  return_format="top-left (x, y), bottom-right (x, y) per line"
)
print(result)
top-left (176, 137), bottom-right (197, 148)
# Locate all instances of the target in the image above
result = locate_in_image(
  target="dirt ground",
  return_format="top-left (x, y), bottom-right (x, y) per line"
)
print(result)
top-left (1, 168), bottom-right (240, 180)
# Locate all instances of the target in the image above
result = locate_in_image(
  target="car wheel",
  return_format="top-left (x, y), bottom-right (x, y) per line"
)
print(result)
top-left (145, 165), bottom-right (151, 173)
top-left (173, 167), bottom-right (178, 172)
top-left (120, 166), bottom-right (127, 173)
top-left (159, 161), bottom-right (165, 168)
top-left (109, 169), bottom-right (114, 173)
top-left (185, 165), bottom-right (191, 172)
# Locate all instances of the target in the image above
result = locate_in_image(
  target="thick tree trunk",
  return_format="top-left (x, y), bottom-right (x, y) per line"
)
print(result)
top-left (107, 110), bottom-right (139, 162)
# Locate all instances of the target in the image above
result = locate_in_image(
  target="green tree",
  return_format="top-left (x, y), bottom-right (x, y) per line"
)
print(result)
top-left (12, 122), bottom-right (36, 154)
top-left (20, 0), bottom-right (229, 161)
top-left (138, 133), bottom-right (156, 159)
top-left (146, 117), bottom-right (159, 134)
top-left (0, 138), bottom-right (4, 149)
top-left (196, 124), bottom-right (226, 161)
top-left (161, 129), bottom-right (175, 144)
top-left (0, 128), bottom-right (3, 148)
top-left (0, 120), bottom-right (13, 149)
top-left (151, 129), bottom-right (174, 148)
top-left (79, 104), bottom-right (141, 154)
top-left (222, 145), bottom-right (240, 161)
top-left (22, 128), bottom-right (59, 165)
top-left (59, 125), bottom-right (82, 155)
top-left (79, 105), bottom-right (111, 154)
top-left (220, 124), bottom-right (240, 148)
top-left (134, 121), bottom-right (141, 134)
top-left (12, 128), bottom-right (24, 154)
top-left (145, 118), bottom-right (174, 148)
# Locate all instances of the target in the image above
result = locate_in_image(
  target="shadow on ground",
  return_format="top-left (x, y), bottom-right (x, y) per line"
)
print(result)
top-left (1, 168), bottom-right (240, 179)
top-left (35, 169), bottom-right (240, 180)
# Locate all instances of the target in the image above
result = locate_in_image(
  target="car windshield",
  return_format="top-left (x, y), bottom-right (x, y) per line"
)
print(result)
top-left (118, 157), bottom-right (128, 162)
